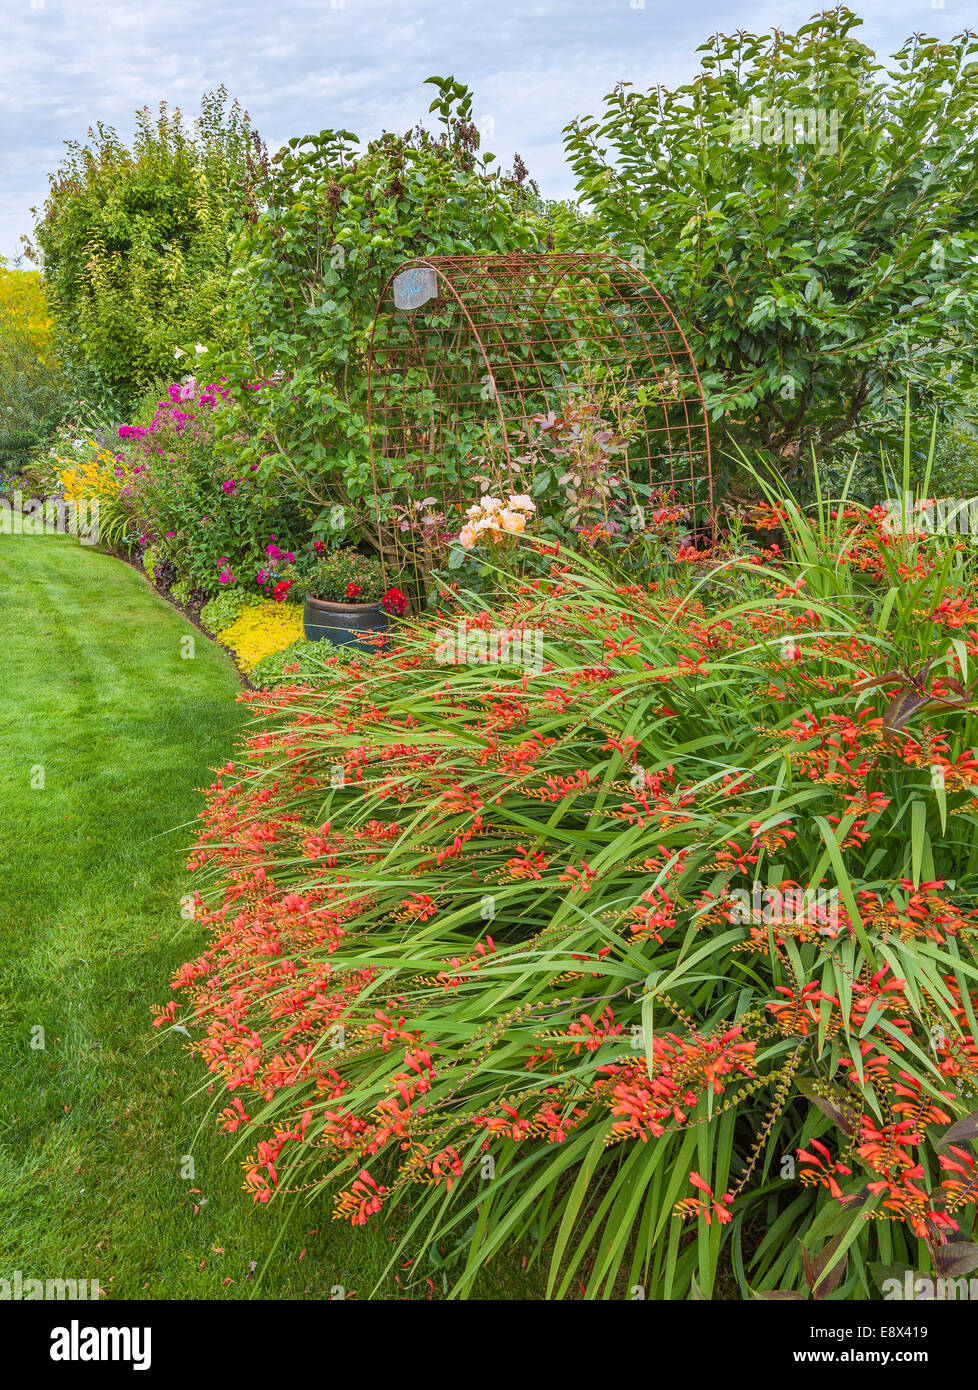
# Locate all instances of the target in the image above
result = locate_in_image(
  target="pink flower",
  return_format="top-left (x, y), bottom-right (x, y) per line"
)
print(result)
top-left (222, 480), bottom-right (236, 494)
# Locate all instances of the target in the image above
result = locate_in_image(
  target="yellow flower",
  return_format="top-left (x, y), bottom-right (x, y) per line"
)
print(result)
top-left (218, 601), bottom-right (305, 672)
top-left (58, 441), bottom-right (123, 501)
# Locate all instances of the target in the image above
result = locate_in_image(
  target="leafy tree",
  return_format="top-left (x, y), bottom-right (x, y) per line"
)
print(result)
top-left (215, 77), bottom-right (560, 532)
top-left (0, 258), bottom-right (68, 473)
top-left (26, 89), bottom-right (269, 408)
top-left (564, 7), bottom-right (978, 472)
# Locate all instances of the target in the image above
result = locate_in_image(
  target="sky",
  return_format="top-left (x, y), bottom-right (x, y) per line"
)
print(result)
top-left (1, 0), bottom-right (970, 262)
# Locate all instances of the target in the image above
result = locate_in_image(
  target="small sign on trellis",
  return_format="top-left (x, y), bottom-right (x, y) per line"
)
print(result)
top-left (366, 252), bottom-right (712, 596)
top-left (393, 267), bottom-right (439, 311)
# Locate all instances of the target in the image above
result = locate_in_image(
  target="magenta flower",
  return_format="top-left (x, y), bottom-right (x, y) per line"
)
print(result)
top-left (222, 479), bottom-right (236, 493)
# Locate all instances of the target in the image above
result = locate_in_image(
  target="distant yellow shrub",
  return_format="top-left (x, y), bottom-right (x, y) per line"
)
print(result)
top-left (0, 264), bottom-right (55, 371)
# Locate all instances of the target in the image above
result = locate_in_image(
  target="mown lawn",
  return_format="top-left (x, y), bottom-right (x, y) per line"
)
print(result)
top-left (0, 536), bottom-right (529, 1299)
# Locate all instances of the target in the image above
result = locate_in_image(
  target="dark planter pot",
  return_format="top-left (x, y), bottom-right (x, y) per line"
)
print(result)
top-left (303, 595), bottom-right (392, 650)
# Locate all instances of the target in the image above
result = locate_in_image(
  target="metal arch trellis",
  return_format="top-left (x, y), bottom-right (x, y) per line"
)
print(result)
top-left (365, 251), bottom-right (712, 593)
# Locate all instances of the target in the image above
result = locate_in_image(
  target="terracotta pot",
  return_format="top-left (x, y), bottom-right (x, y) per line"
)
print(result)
top-left (303, 595), bottom-right (391, 650)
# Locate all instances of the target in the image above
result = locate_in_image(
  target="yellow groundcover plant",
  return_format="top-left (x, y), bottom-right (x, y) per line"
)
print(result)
top-left (218, 601), bottom-right (304, 673)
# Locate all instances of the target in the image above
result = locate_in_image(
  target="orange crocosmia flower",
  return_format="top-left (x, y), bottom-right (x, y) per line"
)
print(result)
top-left (674, 1171), bottom-right (733, 1225)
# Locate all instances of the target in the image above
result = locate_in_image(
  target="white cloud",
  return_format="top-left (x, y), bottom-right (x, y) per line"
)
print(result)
top-left (1, 0), bottom-right (966, 261)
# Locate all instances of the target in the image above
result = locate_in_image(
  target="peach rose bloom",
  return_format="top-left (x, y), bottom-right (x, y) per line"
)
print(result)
top-left (459, 523), bottom-right (480, 549)
top-left (500, 509), bottom-right (527, 533)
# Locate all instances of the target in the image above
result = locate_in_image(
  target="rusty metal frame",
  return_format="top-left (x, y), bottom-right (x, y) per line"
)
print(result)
top-left (365, 251), bottom-right (712, 587)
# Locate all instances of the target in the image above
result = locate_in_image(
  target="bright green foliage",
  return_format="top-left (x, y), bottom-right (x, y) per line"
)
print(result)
top-left (564, 8), bottom-right (978, 471)
top-left (216, 77), bottom-right (556, 521)
top-left (29, 90), bottom-right (269, 407)
top-left (0, 261), bottom-right (69, 472)
top-left (199, 587), bottom-right (247, 634)
top-left (249, 638), bottom-right (339, 690)
top-left (922, 414), bottom-right (978, 499)
top-left (169, 577), bottom-right (193, 607)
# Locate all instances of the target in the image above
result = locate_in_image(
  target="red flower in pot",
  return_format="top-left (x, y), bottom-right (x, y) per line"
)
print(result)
top-left (301, 548), bottom-right (406, 650)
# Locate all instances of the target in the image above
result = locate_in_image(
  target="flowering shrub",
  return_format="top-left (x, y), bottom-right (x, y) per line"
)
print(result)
top-left (113, 377), bottom-right (309, 596)
top-left (45, 431), bottom-right (134, 551)
top-left (157, 497), bottom-right (978, 1298)
top-left (301, 548), bottom-right (386, 603)
top-left (57, 438), bottom-right (122, 503)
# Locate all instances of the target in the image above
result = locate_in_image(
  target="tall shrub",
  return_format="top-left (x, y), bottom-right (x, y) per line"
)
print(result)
top-left (215, 78), bottom-right (558, 532)
top-left (564, 8), bottom-right (978, 474)
top-left (0, 260), bottom-right (67, 473)
top-left (27, 89), bottom-right (269, 408)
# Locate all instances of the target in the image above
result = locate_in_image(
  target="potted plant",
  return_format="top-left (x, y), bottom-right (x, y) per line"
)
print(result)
top-left (301, 547), bottom-right (407, 649)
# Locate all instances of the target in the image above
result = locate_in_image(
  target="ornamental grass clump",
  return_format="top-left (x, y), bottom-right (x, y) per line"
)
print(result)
top-left (157, 502), bottom-right (978, 1299)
